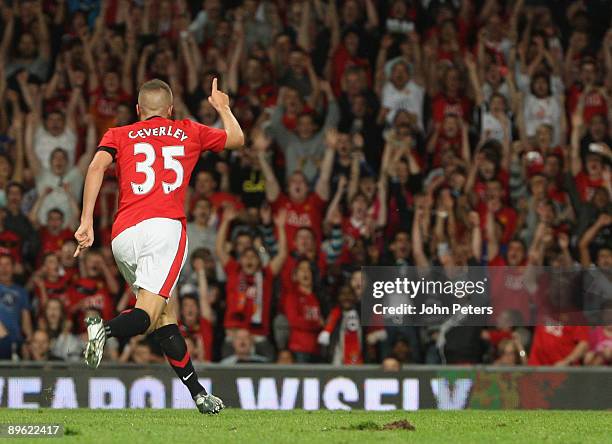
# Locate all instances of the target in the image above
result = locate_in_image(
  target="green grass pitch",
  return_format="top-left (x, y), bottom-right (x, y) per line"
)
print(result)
top-left (1, 409), bottom-right (609, 444)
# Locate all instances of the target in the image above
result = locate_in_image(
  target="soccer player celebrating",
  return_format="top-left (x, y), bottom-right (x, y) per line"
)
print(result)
top-left (74, 78), bottom-right (244, 414)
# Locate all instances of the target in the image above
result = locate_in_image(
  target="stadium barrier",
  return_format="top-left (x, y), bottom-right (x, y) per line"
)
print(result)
top-left (0, 363), bottom-right (610, 410)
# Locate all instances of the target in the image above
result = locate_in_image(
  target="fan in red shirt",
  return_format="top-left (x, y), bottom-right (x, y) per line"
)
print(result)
top-left (89, 71), bottom-right (133, 137)
top-left (487, 238), bottom-right (533, 324)
top-left (32, 252), bottom-right (72, 311)
top-left (179, 295), bottom-right (214, 362)
top-left (187, 170), bottom-right (244, 216)
top-left (566, 60), bottom-right (608, 123)
top-left (431, 67), bottom-right (472, 124)
top-left (270, 171), bottom-right (328, 251)
top-left (67, 277), bottom-right (114, 334)
top-left (0, 210), bottom-right (22, 265)
top-left (478, 180), bottom-right (517, 245)
top-left (318, 285), bottom-right (365, 365)
top-left (216, 207), bottom-right (287, 340)
top-left (38, 208), bottom-right (74, 260)
top-left (573, 152), bottom-right (606, 202)
top-left (279, 227), bottom-right (328, 314)
top-left (427, 115), bottom-right (466, 168)
top-left (528, 325), bottom-right (590, 366)
top-left (469, 146), bottom-right (510, 205)
top-left (331, 30), bottom-right (372, 97)
top-left (284, 259), bottom-right (323, 363)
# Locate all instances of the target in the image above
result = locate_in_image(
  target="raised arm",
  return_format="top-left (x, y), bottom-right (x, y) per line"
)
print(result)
top-left (268, 209), bottom-right (288, 275)
top-left (570, 95), bottom-right (586, 176)
top-left (297, 0), bottom-right (312, 52)
top-left (208, 78), bottom-right (244, 148)
top-left (0, 6), bottom-right (14, 62)
top-left (180, 33), bottom-right (199, 94)
top-left (320, 81), bottom-right (340, 129)
top-left (324, 175), bottom-right (346, 225)
top-left (122, 28), bottom-right (136, 95)
top-left (10, 115), bottom-right (24, 183)
top-left (578, 214), bottom-right (612, 266)
top-left (468, 211), bottom-right (482, 262)
top-left (254, 130), bottom-right (280, 202)
top-left (486, 202), bottom-right (500, 261)
top-left (77, 118), bottom-right (98, 176)
top-left (195, 261), bottom-right (214, 322)
top-left (314, 130), bottom-right (336, 201)
top-left (24, 113), bottom-right (42, 177)
top-left (215, 206), bottom-right (237, 267)
top-left (412, 207), bottom-right (430, 268)
top-left (226, 20), bottom-right (244, 95)
top-left (34, 1), bottom-right (50, 61)
top-left (465, 53), bottom-right (484, 107)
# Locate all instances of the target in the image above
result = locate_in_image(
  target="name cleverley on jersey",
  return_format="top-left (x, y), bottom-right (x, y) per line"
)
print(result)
top-left (128, 126), bottom-right (189, 142)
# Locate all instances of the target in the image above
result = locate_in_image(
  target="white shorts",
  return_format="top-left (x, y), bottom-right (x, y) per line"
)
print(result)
top-left (111, 218), bottom-right (188, 299)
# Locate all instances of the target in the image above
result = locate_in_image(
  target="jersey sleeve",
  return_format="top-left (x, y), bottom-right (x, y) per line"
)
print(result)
top-left (196, 122), bottom-right (227, 153)
top-left (97, 128), bottom-right (119, 161)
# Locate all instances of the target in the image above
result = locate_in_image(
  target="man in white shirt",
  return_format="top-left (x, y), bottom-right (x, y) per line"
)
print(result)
top-left (381, 61), bottom-right (425, 130)
top-left (25, 116), bottom-right (96, 228)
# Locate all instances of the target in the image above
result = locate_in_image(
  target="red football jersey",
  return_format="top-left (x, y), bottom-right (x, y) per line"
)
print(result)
top-left (98, 117), bottom-right (227, 239)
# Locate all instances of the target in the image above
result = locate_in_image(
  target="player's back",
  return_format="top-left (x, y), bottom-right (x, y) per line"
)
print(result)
top-left (98, 116), bottom-right (227, 239)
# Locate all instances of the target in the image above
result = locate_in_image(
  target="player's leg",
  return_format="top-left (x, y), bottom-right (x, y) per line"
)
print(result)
top-left (151, 300), bottom-right (224, 414)
top-left (85, 220), bottom-right (176, 368)
top-left (84, 289), bottom-right (165, 368)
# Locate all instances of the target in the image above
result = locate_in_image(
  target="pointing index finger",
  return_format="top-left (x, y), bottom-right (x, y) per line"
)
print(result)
top-left (212, 77), bottom-right (217, 93)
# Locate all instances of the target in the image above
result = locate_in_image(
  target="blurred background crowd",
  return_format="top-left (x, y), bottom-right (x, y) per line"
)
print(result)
top-left (0, 0), bottom-right (611, 368)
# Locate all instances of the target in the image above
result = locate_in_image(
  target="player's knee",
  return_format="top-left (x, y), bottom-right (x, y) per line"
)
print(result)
top-left (130, 308), bottom-right (152, 335)
top-left (135, 289), bottom-right (167, 331)
top-left (151, 323), bottom-right (181, 344)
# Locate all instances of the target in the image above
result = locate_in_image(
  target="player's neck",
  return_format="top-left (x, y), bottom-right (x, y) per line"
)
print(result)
top-left (140, 114), bottom-right (169, 121)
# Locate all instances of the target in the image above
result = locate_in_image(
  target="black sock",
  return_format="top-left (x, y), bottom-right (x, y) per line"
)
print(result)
top-left (104, 308), bottom-right (151, 338)
top-left (152, 324), bottom-right (205, 398)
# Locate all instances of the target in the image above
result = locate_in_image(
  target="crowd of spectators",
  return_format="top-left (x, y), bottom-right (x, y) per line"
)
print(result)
top-left (0, 0), bottom-right (611, 368)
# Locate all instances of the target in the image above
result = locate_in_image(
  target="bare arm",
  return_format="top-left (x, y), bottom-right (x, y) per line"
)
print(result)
top-left (77, 119), bottom-right (98, 176)
top-left (0, 7), bottom-right (14, 62)
top-left (268, 210), bottom-right (288, 276)
top-left (324, 175), bottom-right (346, 224)
top-left (208, 78), bottom-right (244, 148)
top-left (34, 2), bottom-right (50, 61)
top-left (314, 132), bottom-right (335, 201)
top-left (196, 266), bottom-right (214, 322)
top-left (215, 207), bottom-right (236, 267)
top-left (254, 131), bottom-right (280, 202)
top-left (74, 151), bottom-right (114, 256)
top-left (122, 29), bottom-right (136, 95)
top-left (24, 113), bottom-right (42, 177)
top-left (486, 205), bottom-right (500, 261)
top-left (570, 95), bottom-right (585, 176)
top-left (465, 53), bottom-right (484, 107)
top-left (578, 215), bottom-right (611, 266)
top-left (180, 34), bottom-right (199, 94)
top-left (297, 0), bottom-right (312, 52)
top-left (226, 22), bottom-right (244, 95)
top-left (364, 0), bottom-right (379, 30)
top-left (10, 116), bottom-right (24, 183)
top-left (469, 211), bottom-right (482, 262)
top-left (412, 208), bottom-right (430, 268)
